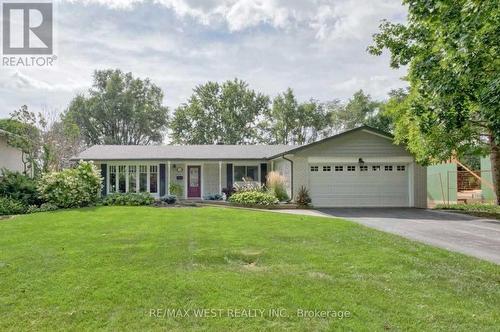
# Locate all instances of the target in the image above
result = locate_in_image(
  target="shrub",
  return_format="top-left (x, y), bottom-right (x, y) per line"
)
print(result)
top-left (295, 186), bottom-right (312, 206)
top-left (38, 161), bottom-right (102, 208)
top-left (102, 192), bottom-right (155, 206)
top-left (0, 196), bottom-right (27, 215)
top-left (266, 171), bottom-right (289, 202)
top-left (222, 187), bottom-right (235, 199)
top-left (229, 191), bottom-right (279, 206)
top-left (0, 169), bottom-right (41, 206)
top-left (234, 180), bottom-right (264, 193)
top-left (26, 203), bottom-right (59, 214)
top-left (161, 194), bottom-right (177, 204)
top-left (169, 183), bottom-right (183, 197)
top-left (203, 193), bottom-right (223, 200)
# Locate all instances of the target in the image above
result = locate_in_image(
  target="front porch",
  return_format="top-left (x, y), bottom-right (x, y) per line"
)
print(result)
top-left (102, 160), bottom-right (271, 199)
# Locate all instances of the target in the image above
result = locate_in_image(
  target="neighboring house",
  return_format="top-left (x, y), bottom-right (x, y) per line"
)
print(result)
top-left (73, 126), bottom-right (427, 208)
top-left (0, 129), bottom-right (25, 174)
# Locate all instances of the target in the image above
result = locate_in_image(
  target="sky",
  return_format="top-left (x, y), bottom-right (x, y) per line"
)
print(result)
top-left (0, 0), bottom-right (408, 118)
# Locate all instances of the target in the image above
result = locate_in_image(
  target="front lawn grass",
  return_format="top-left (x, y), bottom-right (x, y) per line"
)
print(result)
top-left (1, 206), bottom-right (499, 331)
top-left (435, 203), bottom-right (500, 220)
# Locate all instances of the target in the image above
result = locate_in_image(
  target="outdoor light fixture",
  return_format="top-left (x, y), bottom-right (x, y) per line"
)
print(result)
top-left (358, 158), bottom-right (365, 165)
top-left (177, 167), bottom-right (183, 172)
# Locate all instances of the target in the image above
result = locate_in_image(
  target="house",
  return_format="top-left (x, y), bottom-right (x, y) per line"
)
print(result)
top-left (0, 129), bottom-right (25, 174)
top-left (73, 126), bottom-right (427, 208)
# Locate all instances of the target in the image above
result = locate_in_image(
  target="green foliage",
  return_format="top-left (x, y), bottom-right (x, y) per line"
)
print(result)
top-left (203, 193), bottom-right (223, 201)
top-left (26, 203), bottom-right (59, 214)
top-left (229, 191), bottom-right (279, 206)
top-left (261, 88), bottom-right (332, 144)
top-left (38, 161), bottom-right (102, 208)
top-left (369, 0), bottom-right (500, 201)
top-left (160, 195), bottom-right (177, 204)
top-left (435, 204), bottom-right (499, 219)
top-left (0, 196), bottom-right (27, 215)
top-left (170, 79), bottom-right (270, 144)
top-left (266, 171), bottom-right (289, 202)
top-left (169, 183), bottom-right (183, 197)
top-left (0, 169), bottom-right (41, 206)
top-left (102, 193), bottom-right (155, 206)
top-left (65, 69), bottom-right (168, 145)
top-left (295, 186), bottom-right (312, 207)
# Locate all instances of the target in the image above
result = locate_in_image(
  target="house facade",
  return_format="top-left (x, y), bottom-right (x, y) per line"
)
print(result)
top-left (0, 129), bottom-right (25, 174)
top-left (73, 126), bottom-right (427, 208)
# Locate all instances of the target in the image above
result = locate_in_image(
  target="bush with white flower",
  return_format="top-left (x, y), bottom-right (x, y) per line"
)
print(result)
top-left (38, 161), bottom-right (102, 208)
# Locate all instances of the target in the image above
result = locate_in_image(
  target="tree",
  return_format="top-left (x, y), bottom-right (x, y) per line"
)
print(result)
top-left (261, 88), bottom-right (332, 144)
top-left (170, 79), bottom-right (269, 144)
top-left (369, 0), bottom-right (500, 203)
top-left (328, 90), bottom-right (390, 133)
top-left (65, 69), bottom-right (168, 145)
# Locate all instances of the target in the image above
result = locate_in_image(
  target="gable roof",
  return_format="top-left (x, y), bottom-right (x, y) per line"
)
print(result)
top-left (73, 144), bottom-right (297, 161)
top-left (72, 126), bottom-right (395, 161)
top-left (266, 125), bottom-right (394, 159)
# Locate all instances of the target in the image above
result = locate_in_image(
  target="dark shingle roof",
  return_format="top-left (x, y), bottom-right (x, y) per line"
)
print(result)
top-left (73, 144), bottom-right (297, 161)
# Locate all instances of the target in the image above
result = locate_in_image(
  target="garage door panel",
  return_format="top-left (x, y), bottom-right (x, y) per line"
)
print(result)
top-left (309, 164), bottom-right (409, 207)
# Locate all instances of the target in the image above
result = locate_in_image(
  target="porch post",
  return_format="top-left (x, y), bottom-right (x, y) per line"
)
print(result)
top-left (218, 161), bottom-right (222, 194)
top-left (167, 161), bottom-right (171, 195)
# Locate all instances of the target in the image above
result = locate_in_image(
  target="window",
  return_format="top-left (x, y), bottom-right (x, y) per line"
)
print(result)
top-left (372, 165), bottom-right (381, 171)
top-left (109, 166), bottom-right (117, 193)
top-left (310, 166), bottom-right (319, 172)
top-left (385, 165), bottom-right (393, 171)
top-left (118, 165), bottom-right (126, 193)
top-left (150, 165), bottom-right (158, 193)
top-left (360, 165), bottom-right (368, 172)
top-left (234, 165), bottom-right (258, 181)
top-left (322, 166), bottom-right (331, 172)
top-left (139, 165), bottom-right (148, 192)
top-left (397, 165), bottom-right (406, 171)
top-left (347, 165), bottom-right (356, 171)
top-left (335, 166), bottom-right (343, 172)
top-left (128, 165), bottom-right (137, 192)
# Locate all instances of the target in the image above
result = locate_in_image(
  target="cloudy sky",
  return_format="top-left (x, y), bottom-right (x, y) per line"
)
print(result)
top-left (0, 0), bottom-right (408, 118)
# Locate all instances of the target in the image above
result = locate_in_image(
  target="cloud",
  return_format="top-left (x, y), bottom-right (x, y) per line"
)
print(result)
top-left (0, 0), bottom-right (408, 119)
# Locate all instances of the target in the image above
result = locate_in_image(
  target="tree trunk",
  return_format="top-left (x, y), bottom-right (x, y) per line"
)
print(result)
top-left (490, 134), bottom-right (500, 205)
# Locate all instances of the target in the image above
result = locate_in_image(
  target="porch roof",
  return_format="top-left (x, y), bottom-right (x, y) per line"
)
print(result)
top-left (72, 144), bottom-right (297, 161)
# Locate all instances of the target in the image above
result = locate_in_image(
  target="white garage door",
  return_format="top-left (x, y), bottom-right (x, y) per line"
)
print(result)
top-left (309, 164), bottom-right (409, 207)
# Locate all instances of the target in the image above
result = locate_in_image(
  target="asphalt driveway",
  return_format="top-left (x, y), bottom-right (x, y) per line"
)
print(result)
top-left (318, 208), bottom-right (500, 264)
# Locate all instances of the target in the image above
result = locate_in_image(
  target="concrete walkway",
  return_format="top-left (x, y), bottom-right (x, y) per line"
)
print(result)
top-left (273, 208), bottom-right (500, 264)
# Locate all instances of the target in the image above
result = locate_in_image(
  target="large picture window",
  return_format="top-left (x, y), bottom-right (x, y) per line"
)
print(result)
top-left (128, 165), bottom-right (137, 192)
top-left (139, 165), bottom-right (148, 192)
top-left (118, 165), bottom-right (126, 193)
top-left (234, 165), bottom-right (258, 181)
top-left (109, 166), bottom-right (117, 193)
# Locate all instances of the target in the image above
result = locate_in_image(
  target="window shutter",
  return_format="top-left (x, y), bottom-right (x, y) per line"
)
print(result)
top-left (260, 163), bottom-right (268, 185)
top-left (101, 164), bottom-right (107, 196)
top-left (226, 163), bottom-right (233, 189)
top-left (159, 163), bottom-right (166, 196)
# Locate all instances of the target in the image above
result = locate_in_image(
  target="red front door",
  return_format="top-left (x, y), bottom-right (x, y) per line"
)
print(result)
top-left (187, 166), bottom-right (201, 198)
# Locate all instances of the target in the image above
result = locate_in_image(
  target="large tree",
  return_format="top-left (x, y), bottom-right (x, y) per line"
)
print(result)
top-left (369, 0), bottom-right (500, 203)
top-left (65, 69), bottom-right (168, 145)
top-left (170, 79), bottom-right (269, 144)
top-left (261, 88), bottom-right (332, 144)
top-left (328, 90), bottom-right (391, 133)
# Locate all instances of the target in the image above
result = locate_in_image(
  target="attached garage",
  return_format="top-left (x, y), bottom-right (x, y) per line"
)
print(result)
top-left (308, 163), bottom-right (410, 207)
top-left (269, 126), bottom-right (427, 208)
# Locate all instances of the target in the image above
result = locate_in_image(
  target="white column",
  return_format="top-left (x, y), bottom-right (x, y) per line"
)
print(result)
top-left (167, 161), bottom-right (171, 195)
top-left (219, 161), bottom-right (222, 194)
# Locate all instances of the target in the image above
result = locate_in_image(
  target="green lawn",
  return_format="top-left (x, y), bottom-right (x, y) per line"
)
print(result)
top-left (1, 207), bottom-right (499, 331)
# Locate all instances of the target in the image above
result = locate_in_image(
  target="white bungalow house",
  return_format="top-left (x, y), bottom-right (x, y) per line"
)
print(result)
top-left (73, 126), bottom-right (427, 208)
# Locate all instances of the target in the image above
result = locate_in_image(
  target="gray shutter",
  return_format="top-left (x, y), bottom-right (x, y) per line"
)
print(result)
top-left (101, 164), bottom-right (107, 196)
top-left (159, 163), bottom-right (166, 196)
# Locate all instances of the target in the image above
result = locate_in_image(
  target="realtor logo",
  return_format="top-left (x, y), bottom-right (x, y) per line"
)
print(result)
top-left (2, 2), bottom-right (53, 55)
